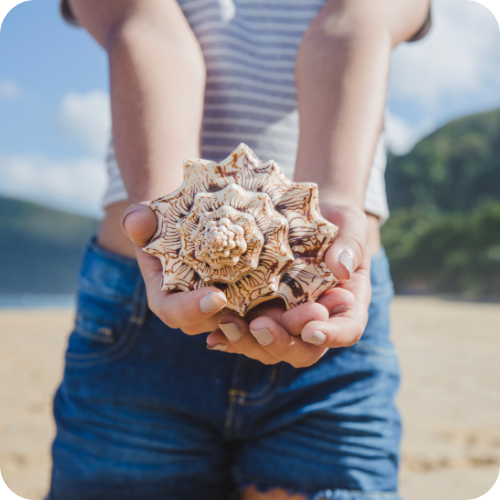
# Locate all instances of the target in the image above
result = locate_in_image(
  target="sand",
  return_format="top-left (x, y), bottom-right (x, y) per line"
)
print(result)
top-left (0, 297), bottom-right (499, 500)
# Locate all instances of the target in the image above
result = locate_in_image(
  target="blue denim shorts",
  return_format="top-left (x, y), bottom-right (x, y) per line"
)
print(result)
top-left (48, 239), bottom-right (402, 500)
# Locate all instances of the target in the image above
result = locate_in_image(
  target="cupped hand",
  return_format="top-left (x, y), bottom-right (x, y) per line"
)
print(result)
top-left (121, 203), bottom-right (228, 333)
top-left (206, 203), bottom-right (372, 368)
top-left (121, 200), bottom-right (371, 368)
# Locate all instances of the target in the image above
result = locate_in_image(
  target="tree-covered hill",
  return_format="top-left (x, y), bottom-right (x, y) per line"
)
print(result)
top-left (386, 109), bottom-right (500, 212)
top-left (0, 197), bottom-right (99, 294)
top-left (383, 109), bottom-right (500, 295)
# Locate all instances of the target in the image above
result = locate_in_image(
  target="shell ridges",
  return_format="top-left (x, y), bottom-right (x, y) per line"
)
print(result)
top-left (143, 144), bottom-right (339, 316)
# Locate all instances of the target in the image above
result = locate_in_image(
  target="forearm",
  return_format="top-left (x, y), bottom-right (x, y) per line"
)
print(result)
top-left (107, 22), bottom-right (205, 203)
top-left (68, 0), bottom-right (206, 204)
top-left (294, 29), bottom-right (390, 209)
top-left (294, 0), bottom-right (429, 210)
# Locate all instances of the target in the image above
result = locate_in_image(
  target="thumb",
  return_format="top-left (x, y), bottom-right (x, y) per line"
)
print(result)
top-left (322, 205), bottom-right (368, 282)
top-left (121, 203), bottom-right (158, 247)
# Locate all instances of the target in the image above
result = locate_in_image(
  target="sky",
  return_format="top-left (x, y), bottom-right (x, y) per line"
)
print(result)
top-left (0, 0), bottom-right (499, 218)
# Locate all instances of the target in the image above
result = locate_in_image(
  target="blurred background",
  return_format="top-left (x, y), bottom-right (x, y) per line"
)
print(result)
top-left (0, 0), bottom-right (499, 499)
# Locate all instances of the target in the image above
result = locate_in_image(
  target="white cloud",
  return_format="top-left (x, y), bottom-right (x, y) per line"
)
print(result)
top-left (385, 113), bottom-right (419, 155)
top-left (385, 112), bottom-right (437, 155)
top-left (0, 153), bottom-right (106, 218)
top-left (57, 90), bottom-right (111, 157)
top-left (389, 0), bottom-right (500, 107)
top-left (0, 79), bottom-right (21, 99)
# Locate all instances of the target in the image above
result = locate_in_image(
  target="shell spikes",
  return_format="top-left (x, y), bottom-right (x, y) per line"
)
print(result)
top-left (143, 144), bottom-right (339, 316)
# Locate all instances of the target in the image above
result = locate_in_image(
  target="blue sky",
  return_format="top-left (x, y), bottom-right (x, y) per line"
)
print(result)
top-left (0, 0), bottom-right (107, 157)
top-left (0, 0), bottom-right (500, 217)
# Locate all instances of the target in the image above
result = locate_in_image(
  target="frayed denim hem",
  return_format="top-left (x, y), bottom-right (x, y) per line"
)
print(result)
top-left (235, 480), bottom-right (403, 500)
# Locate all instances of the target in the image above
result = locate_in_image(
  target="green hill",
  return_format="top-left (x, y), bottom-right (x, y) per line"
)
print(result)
top-left (386, 109), bottom-right (500, 212)
top-left (0, 197), bottom-right (99, 294)
top-left (383, 108), bottom-right (500, 295)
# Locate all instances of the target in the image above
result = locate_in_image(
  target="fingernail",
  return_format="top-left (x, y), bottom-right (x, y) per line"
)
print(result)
top-left (339, 251), bottom-right (354, 280)
top-left (219, 323), bottom-right (243, 342)
top-left (207, 343), bottom-right (227, 351)
top-left (200, 291), bottom-right (227, 313)
top-left (250, 328), bottom-right (274, 346)
top-left (332, 305), bottom-right (349, 315)
top-left (302, 331), bottom-right (327, 346)
top-left (120, 207), bottom-right (143, 236)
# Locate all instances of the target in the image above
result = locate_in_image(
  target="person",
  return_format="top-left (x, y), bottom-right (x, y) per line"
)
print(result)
top-left (48, 1), bottom-right (431, 499)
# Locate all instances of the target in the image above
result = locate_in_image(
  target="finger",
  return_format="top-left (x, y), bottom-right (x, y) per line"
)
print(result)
top-left (242, 292), bottom-right (351, 339)
top-left (316, 287), bottom-right (355, 315)
top-left (140, 270), bottom-right (226, 333)
top-left (206, 328), bottom-right (238, 353)
top-left (321, 204), bottom-right (368, 282)
top-left (149, 288), bottom-right (227, 330)
top-left (217, 315), bottom-right (279, 364)
top-left (181, 311), bottom-right (225, 335)
top-left (302, 252), bottom-right (371, 348)
top-left (276, 288), bottom-right (355, 337)
top-left (279, 301), bottom-right (329, 336)
top-left (248, 316), bottom-right (326, 368)
top-left (300, 316), bottom-right (367, 348)
top-left (121, 203), bottom-right (157, 247)
top-left (134, 241), bottom-right (164, 286)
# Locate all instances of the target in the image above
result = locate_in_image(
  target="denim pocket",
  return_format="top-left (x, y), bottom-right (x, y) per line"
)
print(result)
top-left (65, 276), bottom-right (147, 368)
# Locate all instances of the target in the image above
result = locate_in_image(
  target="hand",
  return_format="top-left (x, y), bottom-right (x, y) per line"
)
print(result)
top-left (121, 203), bottom-right (228, 334)
top-left (206, 203), bottom-right (372, 368)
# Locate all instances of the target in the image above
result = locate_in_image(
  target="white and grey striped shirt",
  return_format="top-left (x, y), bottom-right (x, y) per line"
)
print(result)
top-left (103, 0), bottom-right (390, 220)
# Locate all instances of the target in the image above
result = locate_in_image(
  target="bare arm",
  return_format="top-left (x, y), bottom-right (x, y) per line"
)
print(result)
top-left (204, 1), bottom-right (433, 364)
top-left (292, 0), bottom-right (430, 285)
top-left (68, 0), bottom-right (205, 203)
top-left (68, 0), bottom-right (229, 331)
top-left (295, 0), bottom-right (430, 206)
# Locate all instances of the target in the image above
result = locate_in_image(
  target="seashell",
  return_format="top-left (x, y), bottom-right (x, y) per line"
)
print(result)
top-left (144, 144), bottom-right (339, 316)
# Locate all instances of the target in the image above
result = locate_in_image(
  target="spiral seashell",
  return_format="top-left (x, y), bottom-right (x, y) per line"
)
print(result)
top-left (144, 144), bottom-right (339, 316)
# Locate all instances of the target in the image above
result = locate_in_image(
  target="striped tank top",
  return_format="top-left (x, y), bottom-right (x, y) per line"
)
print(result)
top-left (103, 0), bottom-right (390, 220)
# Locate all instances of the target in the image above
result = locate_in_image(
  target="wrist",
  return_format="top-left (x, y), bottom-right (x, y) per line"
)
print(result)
top-left (294, 163), bottom-right (365, 210)
top-left (317, 200), bottom-right (382, 256)
top-left (317, 189), bottom-right (365, 211)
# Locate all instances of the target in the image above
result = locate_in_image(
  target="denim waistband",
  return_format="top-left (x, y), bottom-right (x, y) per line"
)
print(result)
top-left (77, 238), bottom-right (141, 302)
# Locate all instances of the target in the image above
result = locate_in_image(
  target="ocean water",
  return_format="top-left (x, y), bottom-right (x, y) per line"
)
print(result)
top-left (0, 294), bottom-right (76, 309)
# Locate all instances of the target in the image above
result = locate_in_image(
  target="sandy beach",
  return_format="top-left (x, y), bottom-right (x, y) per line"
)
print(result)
top-left (1, 296), bottom-right (499, 500)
